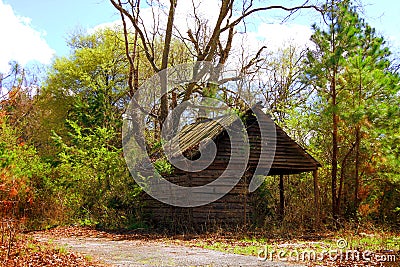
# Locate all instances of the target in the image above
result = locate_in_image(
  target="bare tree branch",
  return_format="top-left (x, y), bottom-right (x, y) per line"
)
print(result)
top-left (221, 2), bottom-right (322, 32)
top-left (110, 0), bottom-right (160, 72)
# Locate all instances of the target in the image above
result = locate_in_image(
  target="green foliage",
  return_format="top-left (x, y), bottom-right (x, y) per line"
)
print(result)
top-left (302, 0), bottom-right (400, 225)
top-left (0, 118), bottom-right (53, 228)
top-left (35, 27), bottom-right (138, 161)
top-left (52, 120), bottom-right (142, 229)
top-left (153, 158), bottom-right (174, 175)
top-left (45, 28), bottom-right (131, 130)
top-left (27, 27), bottom-right (157, 229)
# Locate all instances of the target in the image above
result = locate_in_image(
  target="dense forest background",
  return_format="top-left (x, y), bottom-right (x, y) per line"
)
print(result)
top-left (0, 0), bottom-right (399, 232)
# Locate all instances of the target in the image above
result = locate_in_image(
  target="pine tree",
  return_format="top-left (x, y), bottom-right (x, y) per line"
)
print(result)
top-left (304, 0), bottom-right (360, 220)
top-left (303, 0), bottom-right (398, 221)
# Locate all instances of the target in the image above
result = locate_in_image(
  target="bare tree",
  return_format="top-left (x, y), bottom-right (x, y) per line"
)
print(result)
top-left (110, 0), bottom-right (321, 134)
top-left (259, 44), bottom-right (311, 123)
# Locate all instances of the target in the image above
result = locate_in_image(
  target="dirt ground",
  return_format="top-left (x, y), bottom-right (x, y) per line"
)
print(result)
top-left (28, 227), bottom-right (398, 267)
top-left (31, 227), bottom-right (304, 267)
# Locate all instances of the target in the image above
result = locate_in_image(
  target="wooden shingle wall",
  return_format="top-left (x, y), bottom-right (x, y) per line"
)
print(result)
top-left (143, 108), bottom-right (320, 227)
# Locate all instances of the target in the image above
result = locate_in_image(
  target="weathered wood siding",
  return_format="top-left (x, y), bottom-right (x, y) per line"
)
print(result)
top-left (143, 133), bottom-right (251, 227)
top-left (143, 108), bottom-right (320, 227)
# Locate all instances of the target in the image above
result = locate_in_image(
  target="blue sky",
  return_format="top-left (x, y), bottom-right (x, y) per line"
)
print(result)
top-left (0, 0), bottom-right (399, 74)
top-left (2, 0), bottom-right (118, 56)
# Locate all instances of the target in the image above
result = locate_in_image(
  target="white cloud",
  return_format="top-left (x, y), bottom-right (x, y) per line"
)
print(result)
top-left (256, 22), bottom-right (313, 51)
top-left (0, 0), bottom-right (55, 74)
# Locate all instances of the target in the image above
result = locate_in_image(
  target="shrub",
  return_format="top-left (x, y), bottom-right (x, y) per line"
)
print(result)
top-left (0, 119), bottom-right (53, 229)
top-left (53, 121), bottom-right (143, 229)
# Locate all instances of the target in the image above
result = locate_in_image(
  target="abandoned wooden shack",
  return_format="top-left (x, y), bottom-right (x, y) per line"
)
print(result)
top-left (143, 105), bottom-right (321, 227)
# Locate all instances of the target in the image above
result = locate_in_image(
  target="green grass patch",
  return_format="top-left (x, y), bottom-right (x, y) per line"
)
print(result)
top-left (190, 231), bottom-right (400, 258)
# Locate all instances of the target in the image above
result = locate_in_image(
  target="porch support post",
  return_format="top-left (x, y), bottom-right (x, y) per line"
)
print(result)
top-left (279, 174), bottom-right (285, 221)
top-left (313, 169), bottom-right (321, 227)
